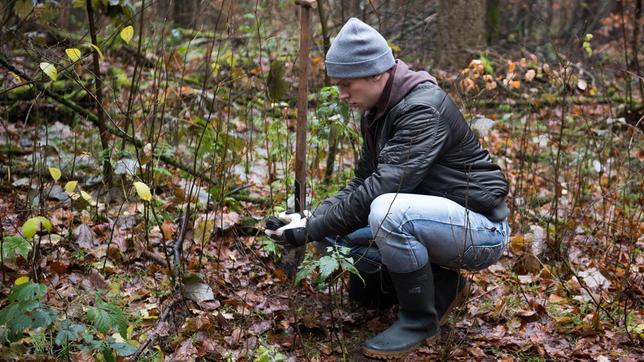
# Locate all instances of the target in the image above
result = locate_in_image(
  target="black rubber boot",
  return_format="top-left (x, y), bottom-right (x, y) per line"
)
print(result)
top-left (348, 268), bottom-right (397, 310)
top-left (362, 263), bottom-right (440, 359)
top-left (432, 264), bottom-right (471, 326)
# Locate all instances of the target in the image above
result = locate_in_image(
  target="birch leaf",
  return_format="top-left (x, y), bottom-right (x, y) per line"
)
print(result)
top-left (15, 276), bottom-right (30, 285)
top-left (48, 167), bottom-right (62, 182)
top-left (64, 180), bottom-right (78, 194)
top-left (133, 181), bottom-right (152, 201)
top-left (39, 62), bottom-right (58, 81)
top-left (65, 48), bottom-right (82, 62)
top-left (120, 25), bottom-right (134, 44)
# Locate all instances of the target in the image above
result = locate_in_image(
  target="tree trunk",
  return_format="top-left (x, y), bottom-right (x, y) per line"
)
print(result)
top-left (437, 0), bottom-right (486, 69)
top-left (86, 0), bottom-right (113, 187)
top-left (174, 0), bottom-right (197, 27)
top-left (486, 0), bottom-right (500, 46)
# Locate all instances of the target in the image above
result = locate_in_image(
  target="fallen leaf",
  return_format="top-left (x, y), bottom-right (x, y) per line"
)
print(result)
top-left (73, 224), bottom-right (96, 249)
top-left (183, 274), bottom-right (215, 303)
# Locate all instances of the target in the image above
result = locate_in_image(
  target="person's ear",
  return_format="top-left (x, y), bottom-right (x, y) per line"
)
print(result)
top-left (371, 74), bottom-right (384, 82)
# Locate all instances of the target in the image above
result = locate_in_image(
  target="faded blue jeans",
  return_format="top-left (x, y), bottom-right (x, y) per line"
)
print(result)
top-left (315, 194), bottom-right (510, 274)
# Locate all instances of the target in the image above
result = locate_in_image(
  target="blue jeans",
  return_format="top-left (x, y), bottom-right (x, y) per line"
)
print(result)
top-left (315, 194), bottom-right (510, 274)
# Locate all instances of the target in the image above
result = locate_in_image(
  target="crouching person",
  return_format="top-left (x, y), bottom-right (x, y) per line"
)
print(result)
top-left (266, 17), bottom-right (510, 359)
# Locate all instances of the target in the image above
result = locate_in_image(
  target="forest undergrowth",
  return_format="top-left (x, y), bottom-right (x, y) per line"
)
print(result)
top-left (0, 1), bottom-right (642, 361)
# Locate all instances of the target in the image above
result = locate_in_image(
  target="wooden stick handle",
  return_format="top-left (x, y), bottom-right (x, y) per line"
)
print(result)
top-left (295, 1), bottom-right (312, 212)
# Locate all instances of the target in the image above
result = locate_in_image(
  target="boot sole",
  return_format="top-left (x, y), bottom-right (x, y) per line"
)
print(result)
top-left (362, 335), bottom-right (439, 360)
top-left (439, 279), bottom-right (471, 326)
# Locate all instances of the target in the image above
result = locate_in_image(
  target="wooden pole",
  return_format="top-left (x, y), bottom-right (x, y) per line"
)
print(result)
top-left (279, 0), bottom-right (316, 279)
top-left (294, 0), bottom-right (315, 212)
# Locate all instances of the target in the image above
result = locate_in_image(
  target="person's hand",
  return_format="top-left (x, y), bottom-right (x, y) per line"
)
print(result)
top-left (265, 214), bottom-right (309, 246)
top-left (277, 210), bottom-right (311, 224)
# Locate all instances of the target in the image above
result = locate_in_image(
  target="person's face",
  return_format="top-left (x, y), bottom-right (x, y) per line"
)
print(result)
top-left (331, 73), bottom-right (388, 111)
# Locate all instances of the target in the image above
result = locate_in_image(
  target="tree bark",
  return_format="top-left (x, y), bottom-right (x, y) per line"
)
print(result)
top-left (437, 0), bottom-right (486, 69)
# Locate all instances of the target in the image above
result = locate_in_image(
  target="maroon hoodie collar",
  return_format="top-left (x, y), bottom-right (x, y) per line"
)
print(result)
top-left (365, 60), bottom-right (437, 126)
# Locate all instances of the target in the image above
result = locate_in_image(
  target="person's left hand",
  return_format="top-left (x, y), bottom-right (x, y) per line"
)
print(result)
top-left (265, 216), bottom-right (309, 246)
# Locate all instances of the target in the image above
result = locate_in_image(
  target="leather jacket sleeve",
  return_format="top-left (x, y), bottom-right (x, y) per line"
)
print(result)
top-left (307, 104), bottom-right (448, 241)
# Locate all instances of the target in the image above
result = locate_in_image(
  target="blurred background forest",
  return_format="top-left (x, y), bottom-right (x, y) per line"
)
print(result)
top-left (0, 0), bottom-right (642, 361)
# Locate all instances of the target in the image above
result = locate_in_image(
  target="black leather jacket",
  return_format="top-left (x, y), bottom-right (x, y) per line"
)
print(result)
top-left (307, 81), bottom-right (509, 241)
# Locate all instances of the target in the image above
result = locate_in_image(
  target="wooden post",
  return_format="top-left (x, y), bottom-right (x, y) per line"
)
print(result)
top-left (294, 0), bottom-right (315, 212)
top-left (279, 0), bottom-right (316, 279)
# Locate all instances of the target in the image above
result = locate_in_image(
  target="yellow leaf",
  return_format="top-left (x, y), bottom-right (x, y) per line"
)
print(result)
top-left (15, 276), bottom-right (30, 285)
top-left (48, 167), bottom-right (62, 181)
top-left (133, 181), bottom-right (152, 201)
top-left (80, 190), bottom-right (92, 202)
top-left (39, 62), bottom-right (58, 81)
top-left (120, 25), bottom-right (134, 44)
top-left (65, 48), bottom-right (82, 62)
top-left (85, 43), bottom-right (104, 60)
top-left (64, 180), bottom-right (78, 194)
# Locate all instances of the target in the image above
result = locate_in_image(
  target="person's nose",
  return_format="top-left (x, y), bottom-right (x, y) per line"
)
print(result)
top-left (338, 88), bottom-right (350, 101)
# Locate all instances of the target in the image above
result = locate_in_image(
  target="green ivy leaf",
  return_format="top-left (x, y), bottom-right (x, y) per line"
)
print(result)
top-left (318, 256), bottom-right (339, 281)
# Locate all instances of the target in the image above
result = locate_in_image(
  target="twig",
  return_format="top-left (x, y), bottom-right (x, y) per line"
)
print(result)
top-left (128, 293), bottom-right (183, 361)
top-left (0, 57), bottom-right (219, 186)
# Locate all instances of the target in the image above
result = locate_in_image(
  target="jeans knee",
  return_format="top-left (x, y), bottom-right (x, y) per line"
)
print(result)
top-left (368, 193), bottom-right (397, 229)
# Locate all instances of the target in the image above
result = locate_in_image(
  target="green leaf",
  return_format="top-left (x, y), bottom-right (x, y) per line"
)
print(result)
top-left (133, 181), bottom-right (152, 201)
top-left (480, 55), bottom-right (494, 75)
top-left (65, 48), bottom-right (82, 62)
top-left (8, 282), bottom-right (46, 303)
top-left (48, 167), bottom-right (62, 181)
top-left (39, 62), bottom-right (58, 81)
top-left (318, 256), bottom-right (339, 281)
top-left (111, 342), bottom-right (137, 356)
top-left (22, 216), bottom-right (51, 239)
top-left (0, 304), bottom-right (21, 326)
top-left (31, 307), bottom-right (57, 328)
top-left (55, 320), bottom-right (86, 346)
top-left (120, 25), bottom-right (134, 44)
top-left (267, 60), bottom-right (288, 102)
top-left (1, 236), bottom-right (31, 260)
top-left (294, 263), bottom-right (316, 285)
top-left (87, 298), bottom-right (128, 337)
top-left (21, 216), bottom-right (52, 239)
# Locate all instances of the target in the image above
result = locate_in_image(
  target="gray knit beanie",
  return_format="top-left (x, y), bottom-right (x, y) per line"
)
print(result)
top-left (325, 17), bottom-right (395, 79)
